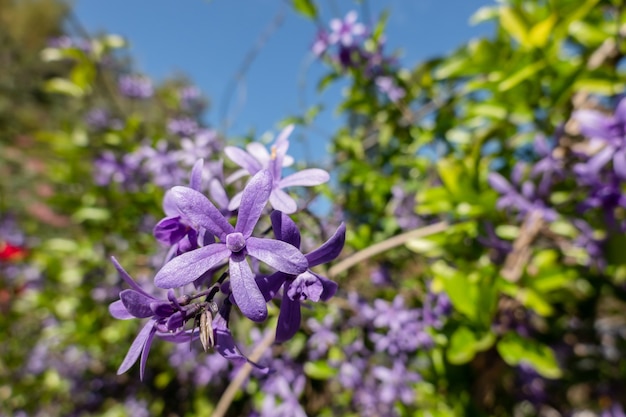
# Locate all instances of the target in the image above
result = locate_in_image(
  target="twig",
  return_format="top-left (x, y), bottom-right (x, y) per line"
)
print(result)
top-left (328, 221), bottom-right (449, 277)
top-left (500, 211), bottom-right (544, 283)
top-left (212, 329), bottom-right (275, 417)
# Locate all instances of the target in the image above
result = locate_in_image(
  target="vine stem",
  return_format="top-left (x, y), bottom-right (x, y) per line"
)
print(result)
top-left (211, 220), bottom-right (448, 417)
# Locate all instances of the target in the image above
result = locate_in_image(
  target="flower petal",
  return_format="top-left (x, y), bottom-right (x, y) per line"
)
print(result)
top-left (573, 109), bottom-right (613, 140)
top-left (279, 168), bottom-right (329, 188)
top-left (170, 186), bottom-right (234, 240)
top-left (247, 237), bottom-right (308, 275)
top-left (117, 319), bottom-right (156, 376)
top-left (120, 289), bottom-right (155, 318)
top-left (270, 210), bottom-right (301, 248)
top-left (235, 170), bottom-right (272, 238)
top-left (275, 288), bottom-right (301, 343)
top-left (305, 223), bottom-right (345, 267)
top-left (256, 271), bottom-right (289, 301)
top-left (229, 253), bottom-right (268, 322)
top-left (139, 321), bottom-right (158, 381)
top-left (269, 189), bottom-right (298, 214)
top-left (614, 148), bottom-right (626, 179)
top-left (213, 309), bottom-right (271, 373)
top-left (225, 146), bottom-right (262, 175)
top-left (109, 299), bottom-right (133, 320)
top-left (111, 256), bottom-right (152, 297)
top-left (189, 158), bottom-right (204, 191)
top-left (227, 190), bottom-right (244, 211)
top-left (154, 244), bottom-right (230, 289)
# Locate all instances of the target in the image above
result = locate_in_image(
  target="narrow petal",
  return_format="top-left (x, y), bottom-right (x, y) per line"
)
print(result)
top-left (587, 146), bottom-right (614, 174)
top-left (275, 288), bottom-right (301, 343)
top-left (117, 319), bottom-right (156, 376)
top-left (305, 223), bottom-right (346, 267)
top-left (246, 142), bottom-right (271, 167)
top-left (615, 97), bottom-right (626, 125)
top-left (154, 244), bottom-right (230, 289)
top-left (235, 170), bottom-right (272, 238)
top-left (279, 169), bottom-right (330, 188)
top-left (229, 254), bottom-right (268, 322)
top-left (488, 172), bottom-right (514, 194)
top-left (314, 272), bottom-right (339, 301)
top-left (227, 191), bottom-right (244, 211)
top-left (246, 237), bottom-right (308, 275)
top-left (269, 189), bottom-right (298, 214)
top-left (109, 300), bottom-right (133, 320)
top-left (224, 146), bottom-right (262, 175)
top-left (189, 158), bottom-right (204, 191)
top-left (613, 149), bottom-right (626, 179)
top-left (153, 216), bottom-right (187, 245)
top-left (270, 210), bottom-right (301, 247)
top-left (139, 321), bottom-right (158, 381)
top-left (573, 109), bottom-right (613, 139)
top-left (111, 257), bottom-right (151, 297)
top-left (170, 186), bottom-right (234, 240)
top-left (120, 289), bottom-right (155, 318)
top-left (213, 311), bottom-right (271, 373)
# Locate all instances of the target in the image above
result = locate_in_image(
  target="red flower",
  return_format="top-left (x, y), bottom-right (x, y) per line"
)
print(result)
top-left (0, 242), bottom-right (27, 261)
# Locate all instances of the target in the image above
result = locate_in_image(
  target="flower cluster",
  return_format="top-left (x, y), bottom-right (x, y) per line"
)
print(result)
top-left (109, 125), bottom-right (343, 378)
top-left (312, 11), bottom-right (404, 102)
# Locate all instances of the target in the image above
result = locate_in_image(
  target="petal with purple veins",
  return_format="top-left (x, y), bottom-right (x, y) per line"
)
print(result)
top-left (269, 189), bottom-right (298, 214)
top-left (235, 170), bottom-right (272, 238)
top-left (170, 186), bottom-right (234, 240)
top-left (229, 253), bottom-right (268, 322)
top-left (225, 146), bottom-right (262, 175)
top-left (270, 210), bottom-right (301, 248)
top-left (117, 319), bottom-right (157, 376)
top-left (279, 169), bottom-right (329, 188)
top-left (246, 237), bottom-right (308, 275)
top-left (154, 243), bottom-right (230, 289)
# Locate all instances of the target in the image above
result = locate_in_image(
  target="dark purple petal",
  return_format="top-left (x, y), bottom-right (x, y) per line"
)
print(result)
top-left (109, 300), bottom-right (133, 320)
top-left (315, 272), bottom-right (339, 301)
top-left (117, 319), bottom-right (157, 376)
top-left (256, 272), bottom-right (289, 301)
top-left (270, 210), bottom-right (301, 248)
top-left (154, 243), bottom-right (230, 289)
top-left (275, 288), bottom-right (301, 343)
top-left (170, 186), bottom-right (234, 241)
top-left (235, 170), bottom-right (272, 238)
top-left (229, 253), bottom-right (267, 322)
top-left (212, 308), bottom-right (271, 374)
top-left (120, 289), bottom-right (156, 318)
top-left (279, 169), bottom-right (329, 188)
top-left (153, 216), bottom-right (188, 245)
top-left (615, 97), bottom-right (626, 124)
top-left (224, 146), bottom-right (262, 175)
top-left (305, 223), bottom-right (346, 267)
top-left (150, 300), bottom-right (176, 318)
top-left (269, 189), bottom-right (298, 214)
top-left (246, 237), bottom-right (308, 274)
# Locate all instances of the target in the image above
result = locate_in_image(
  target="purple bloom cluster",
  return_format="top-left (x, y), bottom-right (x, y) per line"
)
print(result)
top-left (118, 74), bottom-right (154, 99)
top-left (313, 11), bottom-right (399, 80)
top-left (109, 128), bottom-right (344, 378)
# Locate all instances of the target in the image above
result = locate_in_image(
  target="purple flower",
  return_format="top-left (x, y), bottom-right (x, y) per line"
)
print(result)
top-left (266, 211), bottom-right (344, 343)
top-left (118, 74), bottom-right (153, 99)
top-left (108, 257), bottom-right (199, 379)
top-left (328, 11), bottom-right (366, 47)
top-left (176, 129), bottom-right (220, 167)
top-left (167, 117), bottom-right (199, 137)
top-left (573, 98), bottom-right (626, 180)
top-left (375, 76), bottom-right (405, 103)
top-left (225, 125), bottom-right (330, 213)
top-left (154, 170), bottom-right (308, 322)
top-left (488, 171), bottom-right (557, 222)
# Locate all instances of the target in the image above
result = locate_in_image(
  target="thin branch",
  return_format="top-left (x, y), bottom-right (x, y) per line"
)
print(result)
top-left (212, 329), bottom-right (275, 417)
top-left (328, 220), bottom-right (449, 277)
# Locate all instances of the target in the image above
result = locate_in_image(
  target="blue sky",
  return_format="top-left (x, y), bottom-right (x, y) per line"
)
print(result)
top-left (73, 0), bottom-right (494, 162)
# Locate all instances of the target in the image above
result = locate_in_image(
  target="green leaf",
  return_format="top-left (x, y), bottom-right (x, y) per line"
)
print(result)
top-left (292, 0), bottom-right (317, 19)
top-left (43, 78), bottom-right (84, 97)
top-left (447, 327), bottom-right (478, 364)
top-left (470, 5), bottom-right (499, 26)
top-left (499, 6), bottom-right (529, 46)
top-left (528, 14), bottom-right (557, 48)
top-left (498, 60), bottom-right (546, 91)
top-left (304, 360), bottom-right (337, 380)
top-left (497, 332), bottom-right (562, 379)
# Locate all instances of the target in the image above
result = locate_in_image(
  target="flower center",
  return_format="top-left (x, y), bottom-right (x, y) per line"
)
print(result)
top-left (226, 232), bottom-right (246, 253)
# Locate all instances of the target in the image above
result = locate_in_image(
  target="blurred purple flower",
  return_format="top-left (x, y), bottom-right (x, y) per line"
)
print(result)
top-left (118, 74), bottom-right (153, 99)
top-left (167, 117), bottom-right (199, 137)
top-left (328, 11), bottom-right (366, 47)
top-left (225, 125), bottom-right (329, 213)
top-left (489, 171), bottom-right (557, 221)
top-left (375, 76), bottom-right (405, 103)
